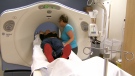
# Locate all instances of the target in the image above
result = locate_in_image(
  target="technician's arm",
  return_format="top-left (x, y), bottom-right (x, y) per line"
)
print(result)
top-left (64, 30), bottom-right (74, 46)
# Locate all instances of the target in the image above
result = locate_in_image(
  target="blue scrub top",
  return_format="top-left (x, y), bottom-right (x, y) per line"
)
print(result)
top-left (61, 24), bottom-right (77, 49)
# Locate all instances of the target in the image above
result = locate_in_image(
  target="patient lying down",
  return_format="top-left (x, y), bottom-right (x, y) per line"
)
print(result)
top-left (32, 33), bottom-right (131, 76)
top-left (39, 30), bottom-right (71, 63)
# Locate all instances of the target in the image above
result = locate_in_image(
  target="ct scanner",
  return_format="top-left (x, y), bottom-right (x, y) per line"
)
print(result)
top-left (0, 1), bottom-right (91, 75)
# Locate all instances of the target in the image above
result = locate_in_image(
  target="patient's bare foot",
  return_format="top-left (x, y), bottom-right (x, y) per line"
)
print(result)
top-left (61, 44), bottom-right (71, 59)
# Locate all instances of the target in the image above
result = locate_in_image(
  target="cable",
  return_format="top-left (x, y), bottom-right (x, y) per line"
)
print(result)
top-left (83, 47), bottom-right (91, 55)
top-left (87, 0), bottom-right (93, 6)
top-left (83, 45), bottom-right (135, 61)
top-left (124, 51), bottom-right (134, 61)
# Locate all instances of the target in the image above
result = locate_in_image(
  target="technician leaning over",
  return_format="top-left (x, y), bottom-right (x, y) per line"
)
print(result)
top-left (59, 14), bottom-right (78, 54)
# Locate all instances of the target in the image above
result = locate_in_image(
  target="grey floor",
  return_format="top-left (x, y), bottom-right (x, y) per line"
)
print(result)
top-left (0, 55), bottom-right (3, 76)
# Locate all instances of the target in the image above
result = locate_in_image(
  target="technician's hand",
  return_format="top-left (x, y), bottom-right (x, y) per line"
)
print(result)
top-left (63, 43), bottom-right (69, 47)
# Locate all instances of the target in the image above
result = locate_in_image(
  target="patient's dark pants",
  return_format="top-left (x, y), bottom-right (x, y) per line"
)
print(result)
top-left (41, 38), bottom-right (64, 59)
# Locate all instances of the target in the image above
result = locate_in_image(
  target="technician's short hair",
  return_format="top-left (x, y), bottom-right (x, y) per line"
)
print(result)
top-left (59, 14), bottom-right (68, 23)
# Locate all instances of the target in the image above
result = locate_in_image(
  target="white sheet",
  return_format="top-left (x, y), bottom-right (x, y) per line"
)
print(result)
top-left (31, 34), bottom-right (132, 76)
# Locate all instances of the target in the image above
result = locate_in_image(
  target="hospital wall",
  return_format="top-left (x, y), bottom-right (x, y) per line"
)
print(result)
top-left (109, 0), bottom-right (127, 62)
top-left (109, 0), bottom-right (127, 40)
